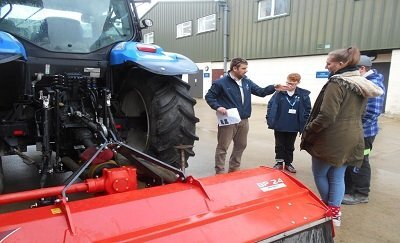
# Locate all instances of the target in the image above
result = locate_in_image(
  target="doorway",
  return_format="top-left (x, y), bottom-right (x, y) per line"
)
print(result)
top-left (212, 69), bottom-right (225, 81)
top-left (188, 70), bottom-right (204, 98)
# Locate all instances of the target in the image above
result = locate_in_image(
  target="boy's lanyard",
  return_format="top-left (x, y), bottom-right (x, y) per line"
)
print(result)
top-left (286, 96), bottom-right (299, 108)
top-left (286, 96), bottom-right (299, 114)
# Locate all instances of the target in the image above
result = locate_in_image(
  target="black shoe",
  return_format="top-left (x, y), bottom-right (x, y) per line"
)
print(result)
top-left (342, 194), bottom-right (369, 205)
top-left (273, 163), bottom-right (283, 170)
top-left (285, 164), bottom-right (297, 173)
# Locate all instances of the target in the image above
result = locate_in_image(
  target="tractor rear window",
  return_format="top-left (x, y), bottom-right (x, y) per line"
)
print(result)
top-left (0, 0), bottom-right (133, 53)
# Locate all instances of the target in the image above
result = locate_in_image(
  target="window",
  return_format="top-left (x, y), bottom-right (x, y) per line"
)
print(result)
top-left (176, 21), bottom-right (192, 38)
top-left (258, 0), bottom-right (290, 20)
top-left (0, 0), bottom-right (133, 53)
top-left (143, 32), bottom-right (154, 44)
top-left (197, 14), bottom-right (216, 34)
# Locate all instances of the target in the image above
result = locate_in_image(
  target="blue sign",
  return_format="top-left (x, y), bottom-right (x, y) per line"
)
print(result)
top-left (316, 71), bottom-right (330, 78)
top-left (204, 73), bottom-right (210, 78)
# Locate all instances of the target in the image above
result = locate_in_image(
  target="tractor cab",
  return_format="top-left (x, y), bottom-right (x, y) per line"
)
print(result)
top-left (0, 0), bottom-right (145, 53)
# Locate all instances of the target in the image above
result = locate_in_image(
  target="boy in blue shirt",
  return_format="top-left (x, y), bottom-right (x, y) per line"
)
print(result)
top-left (266, 73), bottom-right (311, 173)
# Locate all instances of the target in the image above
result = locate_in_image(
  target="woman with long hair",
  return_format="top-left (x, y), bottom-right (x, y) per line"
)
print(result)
top-left (300, 47), bottom-right (383, 226)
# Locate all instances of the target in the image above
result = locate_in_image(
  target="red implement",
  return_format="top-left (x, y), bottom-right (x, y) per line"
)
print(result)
top-left (0, 167), bottom-right (333, 242)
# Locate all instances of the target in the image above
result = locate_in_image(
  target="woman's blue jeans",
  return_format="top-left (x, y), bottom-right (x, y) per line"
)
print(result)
top-left (312, 156), bottom-right (347, 207)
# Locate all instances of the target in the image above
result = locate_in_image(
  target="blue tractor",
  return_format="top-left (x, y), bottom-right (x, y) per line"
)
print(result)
top-left (0, 0), bottom-right (199, 194)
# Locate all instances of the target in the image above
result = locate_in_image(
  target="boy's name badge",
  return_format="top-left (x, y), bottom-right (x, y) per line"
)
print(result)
top-left (288, 109), bottom-right (297, 114)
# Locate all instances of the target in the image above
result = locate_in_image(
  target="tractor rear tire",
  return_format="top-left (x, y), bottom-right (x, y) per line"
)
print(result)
top-left (118, 73), bottom-right (199, 169)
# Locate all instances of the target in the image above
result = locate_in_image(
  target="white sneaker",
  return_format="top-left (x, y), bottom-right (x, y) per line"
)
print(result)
top-left (332, 211), bottom-right (342, 227)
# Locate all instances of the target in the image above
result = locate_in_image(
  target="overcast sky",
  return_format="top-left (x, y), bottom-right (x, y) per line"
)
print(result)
top-left (136, 1), bottom-right (156, 17)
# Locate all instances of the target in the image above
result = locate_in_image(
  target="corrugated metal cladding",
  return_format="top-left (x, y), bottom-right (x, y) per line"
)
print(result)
top-left (141, 1), bottom-right (224, 62)
top-left (230, 0), bottom-right (400, 59)
top-left (141, 0), bottom-right (400, 62)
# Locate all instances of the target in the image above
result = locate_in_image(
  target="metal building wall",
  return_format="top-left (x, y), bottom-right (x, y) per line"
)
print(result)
top-left (141, 1), bottom-right (224, 63)
top-left (229, 0), bottom-right (400, 59)
top-left (141, 0), bottom-right (400, 62)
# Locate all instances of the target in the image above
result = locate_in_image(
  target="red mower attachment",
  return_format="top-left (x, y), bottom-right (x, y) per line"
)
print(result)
top-left (0, 167), bottom-right (334, 242)
top-left (0, 167), bottom-right (138, 205)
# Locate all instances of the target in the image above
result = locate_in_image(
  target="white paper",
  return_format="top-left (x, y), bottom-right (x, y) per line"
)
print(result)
top-left (216, 108), bottom-right (241, 126)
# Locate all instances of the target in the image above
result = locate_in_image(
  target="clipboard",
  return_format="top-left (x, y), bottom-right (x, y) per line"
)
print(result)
top-left (216, 108), bottom-right (241, 126)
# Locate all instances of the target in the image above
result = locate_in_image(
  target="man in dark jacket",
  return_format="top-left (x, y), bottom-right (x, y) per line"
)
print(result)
top-left (343, 55), bottom-right (386, 205)
top-left (205, 57), bottom-right (289, 174)
top-left (267, 73), bottom-right (311, 173)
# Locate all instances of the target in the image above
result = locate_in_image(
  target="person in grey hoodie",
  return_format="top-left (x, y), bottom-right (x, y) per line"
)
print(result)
top-left (300, 47), bottom-right (383, 227)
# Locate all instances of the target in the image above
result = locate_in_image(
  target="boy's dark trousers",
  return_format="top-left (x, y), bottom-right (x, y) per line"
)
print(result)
top-left (345, 136), bottom-right (375, 196)
top-left (274, 131), bottom-right (297, 165)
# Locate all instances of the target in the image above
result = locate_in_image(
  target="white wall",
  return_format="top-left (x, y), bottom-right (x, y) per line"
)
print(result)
top-left (246, 56), bottom-right (328, 105)
top-left (196, 62), bottom-right (212, 97)
top-left (204, 55), bottom-right (329, 106)
top-left (201, 52), bottom-right (400, 115)
top-left (386, 49), bottom-right (400, 116)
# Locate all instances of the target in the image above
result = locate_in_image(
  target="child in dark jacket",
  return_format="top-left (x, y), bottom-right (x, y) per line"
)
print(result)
top-left (266, 73), bottom-right (311, 173)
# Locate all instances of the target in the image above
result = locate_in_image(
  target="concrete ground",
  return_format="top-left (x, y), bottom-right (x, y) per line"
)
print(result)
top-left (1, 98), bottom-right (399, 242)
top-left (186, 99), bottom-right (400, 243)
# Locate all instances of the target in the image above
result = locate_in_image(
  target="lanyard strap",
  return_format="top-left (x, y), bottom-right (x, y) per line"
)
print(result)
top-left (286, 96), bottom-right (299, 107)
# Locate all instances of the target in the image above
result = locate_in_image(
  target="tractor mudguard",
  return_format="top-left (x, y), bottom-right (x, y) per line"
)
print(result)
top-left (0, 31), bottom-right (27, 64)
top-left (110, 41), bottom-right (198, 75)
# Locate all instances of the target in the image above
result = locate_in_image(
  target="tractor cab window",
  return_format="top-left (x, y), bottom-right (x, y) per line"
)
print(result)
top-left (0, 0), bottom-right (135, 53)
